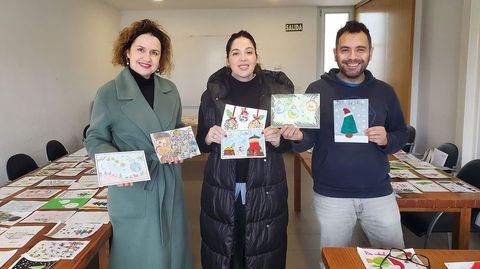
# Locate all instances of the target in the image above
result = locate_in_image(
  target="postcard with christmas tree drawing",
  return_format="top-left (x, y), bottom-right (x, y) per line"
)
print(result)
top-left (221, 129), bottom-right (266, 159)
top-left (151, 126), bottom-right (200, 161)
top-left (271, 94), bottom-right (320, 128)
top-left (221, 104), bottom-right (267, 130)
top-left (95, 150), bottom-right (150, 187)
top-left (333, 99), bottom-right (369, 143)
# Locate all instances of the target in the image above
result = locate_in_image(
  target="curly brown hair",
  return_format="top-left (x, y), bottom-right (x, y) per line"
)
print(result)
top-left (112, 19), bottom-right (173, 75)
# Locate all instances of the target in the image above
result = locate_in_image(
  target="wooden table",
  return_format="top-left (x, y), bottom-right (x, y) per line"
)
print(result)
top-left (0, 151), bottom-right (110, 269)
top-left (293, 151), bottom-right (480, 249)
top-left (322, 247), bottom-right (480, 269)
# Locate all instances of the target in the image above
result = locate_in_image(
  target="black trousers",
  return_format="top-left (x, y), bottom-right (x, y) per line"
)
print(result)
top-left (231, 196), bottom-right (246, 269)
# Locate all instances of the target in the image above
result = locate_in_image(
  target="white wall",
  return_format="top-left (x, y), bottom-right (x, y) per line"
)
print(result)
top-left (0, 0), bottom-right (120, 184)
top-left (121, 7), bottom-right (319, 116)
top-left (414, 0), bottom-right (463, 155)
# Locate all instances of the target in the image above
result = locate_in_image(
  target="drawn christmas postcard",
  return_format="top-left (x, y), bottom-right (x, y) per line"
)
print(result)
top-left (24, 240), bottom-right (89, 261)
top-left (46, 223), bottom-right (102, 239)
top-left (8, 256), bottom-right (57, 269)
top-left (66, 211), bottom-right (110, 224)
top-left (221, 104), bottom-right (267, 130)
top-left (0, 250), bottom-right (16, 268)
top-left (21, 210), bottom-right (75, 224)
top-left (14, 189), bottom-right (62, 199)
top-left (357, 247), bottom-right (427, 269)
top-left (95, 151), bottom-right (150, 187)
top-left (414, 169), bottom-right (450, 179)
top-left (271, 94), bottom-right (320, 128)
top-left (8, 176), bottom-right (45, 187)
top-left (221, 129), bottom-right (266, 159)
top-left (389, 170), bottom-right (420, 179)
top-left (151, 126), bottom-right (200, 161)
top-left (0, 225), bottom-right (43, 248)
top-left (436, 181), bottom-right (480, 193)
top-left (333, 99), bottom-right (369, 143)
top-left (37, 179), bottom-right (76, 187)
top-left (81, 198), bottom-right (107, 210)
top-left (68, 175), bottom-right (99, 190)
top-left (0, 187), bottom-right (24, 199)
top-left (54, 167), bottom-right (86, 177)
top-left (407, 180), bottom-right (449, 192)
top-left (391, 181), bottom-right (422, 194)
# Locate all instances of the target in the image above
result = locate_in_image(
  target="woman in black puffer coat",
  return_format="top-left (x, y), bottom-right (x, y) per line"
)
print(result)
top-left (196, 30), bottom-right (293, 269)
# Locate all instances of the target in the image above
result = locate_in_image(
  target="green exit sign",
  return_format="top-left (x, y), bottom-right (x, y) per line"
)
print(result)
top-left (285, 23), bottom-right (303, 32)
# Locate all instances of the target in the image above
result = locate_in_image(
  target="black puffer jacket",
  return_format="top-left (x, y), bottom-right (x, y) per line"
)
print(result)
top-left (196, 67), bottom-right (294, 269)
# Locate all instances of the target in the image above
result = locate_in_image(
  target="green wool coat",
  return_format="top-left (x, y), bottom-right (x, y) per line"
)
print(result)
top-left (85, 68), bottom-right (192, 269)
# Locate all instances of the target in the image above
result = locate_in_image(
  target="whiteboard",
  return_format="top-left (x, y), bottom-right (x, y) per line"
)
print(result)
top-left (171, 35), bottom-right (228, 107)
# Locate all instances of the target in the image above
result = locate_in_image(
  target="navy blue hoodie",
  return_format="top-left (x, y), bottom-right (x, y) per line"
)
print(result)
top-left (293, 69), bottom-right (407, 198)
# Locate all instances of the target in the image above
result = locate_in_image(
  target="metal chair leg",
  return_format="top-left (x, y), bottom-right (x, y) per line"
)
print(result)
top-left (424, 212), bottom-right (445, 248)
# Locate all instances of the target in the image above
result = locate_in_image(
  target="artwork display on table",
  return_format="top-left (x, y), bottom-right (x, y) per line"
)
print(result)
top-left (21, 210), bottom-right (75, 224)
top-left (66, 211), bottom-right (110, 224)
top-left (0, 200), bottom-right (46, 225)
top-left (14, 189), bottom-right (62, 199)
top-left (54, 168), bottom-right (85, 177)
top-left (24, 240), bottom-right (89, 261)
top-left (0, 225), bottom-right (44, 248)
top-left (56, 156), bottom-right (89, 163)
top-left (445, 261), bottom-right (480, 269)
top-left (30, 170), bottom-right (59, 177)
top-left (357, 247), bottom-right (428, 269)
top-left (414, 169), bottom-right (450, 179)
top-left (95, 188), bottom-right (108, 198)
top-left (36, 179), bottom-right (76, 187)
top-left (69, 147), bottom-right (88, 157)
top-left (0, 250), bottom-right (16, 268)
top-left (68, 175), bottom-right (98, 190)
top-left (391, 181), bottom-right (422, 194)
top-left (46, 223), bottom-right (102, 239)
top-left (8, 176), bottom-right (45, 187)
top-left (0, 187), bottom-right (24, 199)
top-left (95, 151), bottom-right (150, 187)
top-left (271, 94), bottom-right (320, 128)
top-left (81, 198), bottom-right (107, 210)
top-left (43, 162), bottom-right (78, 170)
top-left (407, 180), bottom-right (449, 192)
top-left (389, 161), bottom-right (411, 170)
top-left (333, 99), bottom-right (368, 143)
top-left (41, 189), bottom-right (97, 209)
top-left (436, 181), bottom-right (480, 193)
top-left (389, 170), bottom-right (420, 179)
top-left (8, 256), bottom-right (57, 269)
top-left (151, 126), bottom-right (200, 161)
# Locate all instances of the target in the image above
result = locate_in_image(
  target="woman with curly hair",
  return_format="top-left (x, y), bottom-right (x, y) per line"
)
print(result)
top-left (85, 19), bottom-right (192, 269)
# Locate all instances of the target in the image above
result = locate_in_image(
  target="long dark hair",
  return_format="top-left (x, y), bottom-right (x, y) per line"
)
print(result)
top-left (225, 30), bottom-right (262, 75)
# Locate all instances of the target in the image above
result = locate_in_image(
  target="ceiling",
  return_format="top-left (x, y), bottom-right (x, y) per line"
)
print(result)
top-left (100, 0), bottom-right (361, 11)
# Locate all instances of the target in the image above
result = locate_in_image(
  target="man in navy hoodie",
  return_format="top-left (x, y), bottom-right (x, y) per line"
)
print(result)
top-left (281, 20), bottom-right (407, 268)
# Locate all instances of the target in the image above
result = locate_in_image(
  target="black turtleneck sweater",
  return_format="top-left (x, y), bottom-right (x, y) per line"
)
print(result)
top-left (129, 67), bottom-right (154, 109)
top-left (227, 74), bottom-right (262, 182)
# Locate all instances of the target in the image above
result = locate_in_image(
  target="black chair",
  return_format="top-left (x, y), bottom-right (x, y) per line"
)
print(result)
top-left (46, 140), bottom-right (68, 162)
top-left (6, 153), bottom-right (39, 181)
top-left (83, 124), bottom-right (90, 141)
top-left (437, 142), bottom-right (459, 170)
top-left (401, 159), bottom-right (480, 248)
top-left (402, 125), bottom-right (416, 153)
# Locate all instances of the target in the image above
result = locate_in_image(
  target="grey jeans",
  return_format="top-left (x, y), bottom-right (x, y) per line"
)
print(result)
top-left (313, 192), bottom-right (405, 268)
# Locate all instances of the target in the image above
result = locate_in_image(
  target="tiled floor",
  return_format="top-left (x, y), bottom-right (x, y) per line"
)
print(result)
top-left (182, 152), bottom-right (480, 269)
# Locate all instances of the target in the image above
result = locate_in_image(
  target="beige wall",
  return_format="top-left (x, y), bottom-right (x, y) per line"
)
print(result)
top-left (122, 7), bottom-right (319, 116)
top-left (0, 0), bottom-right (120, 184)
